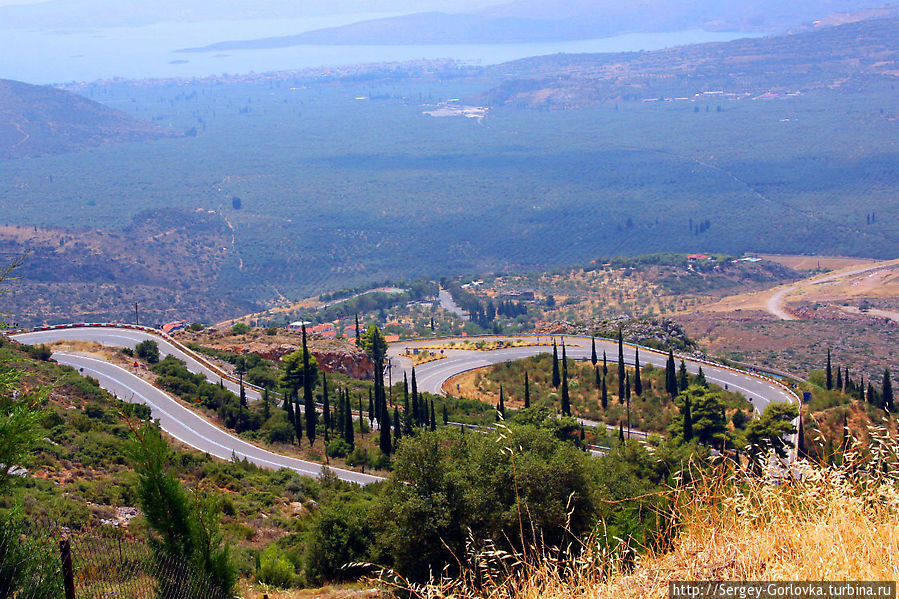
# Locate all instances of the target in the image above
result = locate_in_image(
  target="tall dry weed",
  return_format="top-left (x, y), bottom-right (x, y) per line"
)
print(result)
top-left (378, 425), bottom-right (899, 598)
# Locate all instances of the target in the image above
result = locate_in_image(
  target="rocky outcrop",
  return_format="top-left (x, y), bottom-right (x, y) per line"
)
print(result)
top-left (208, 341), bottom-right (374, 380)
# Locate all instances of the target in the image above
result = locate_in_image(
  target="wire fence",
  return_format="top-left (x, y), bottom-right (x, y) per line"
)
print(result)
top-left (1, 518), bottom-right (232, 599)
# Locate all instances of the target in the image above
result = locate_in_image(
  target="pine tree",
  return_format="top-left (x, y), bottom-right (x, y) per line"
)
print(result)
top-left (617, 329), bottom-right (626, 401)
top-left (551, 341), bottom-right (561, 388)
top-left (825, 348), bottom-right (833, 390)
top-left (591, 336), bottom-right (597, 366)
top-left (321, 372), bottom-right (330, 442)
top-left (430, 400), bottom-right (437, 432)
top-left (524, 371), bottom-right (531, 408)
top-left (601, 372), bottom-right (608, 409)
top-left (678, 360), bottom-right (689, 392)
top-left (883, 368), bottom-right (894, 412)
top-left (634, 348), bottom-right (642, 396)
top-left (302, 325), bottom-right (316, 447)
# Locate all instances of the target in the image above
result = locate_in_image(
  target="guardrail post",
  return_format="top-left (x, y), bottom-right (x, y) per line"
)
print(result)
top-left (59, 539), bottom-right (76, 599)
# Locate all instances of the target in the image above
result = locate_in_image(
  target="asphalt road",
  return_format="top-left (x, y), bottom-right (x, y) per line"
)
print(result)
top-left (12, 328), bottom-right (382, 485)
top-left (12, 327), bottom-right (799, 478)
top-left (388, 335), bottom-right (798, 416)
top-left (14, 327), bottom-right (262, 401)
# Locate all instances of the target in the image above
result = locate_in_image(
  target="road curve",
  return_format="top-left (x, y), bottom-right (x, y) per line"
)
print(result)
top-left (765, 260), bottom-right (899, 321)
top-left (11, 328), bottom-right (382, 485)
top-left (388, 335), bottom-right (799, 417)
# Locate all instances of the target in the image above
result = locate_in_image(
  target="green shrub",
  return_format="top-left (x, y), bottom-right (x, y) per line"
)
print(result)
top-left (231, 323), bottom-right (251, 335)
top-left (135, 340), bottom-right (160, 364)
top-left (326, 438), bottom-right (351, 458)
top-left (256, 544), bottom-right (295, 588)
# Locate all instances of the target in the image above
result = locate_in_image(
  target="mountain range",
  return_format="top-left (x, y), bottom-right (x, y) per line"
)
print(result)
top-left (179, 0), bottom-right (890, 49)
top-left (0, 79), bottom-right (176, 159)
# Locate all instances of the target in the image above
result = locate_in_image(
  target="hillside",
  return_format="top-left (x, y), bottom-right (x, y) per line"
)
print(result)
top-left (479, 16), bottom-right (899, 107)
top-left (181, 0), bottom-right (888, 48)
top-left (0, 79), bottom-right (176, 159)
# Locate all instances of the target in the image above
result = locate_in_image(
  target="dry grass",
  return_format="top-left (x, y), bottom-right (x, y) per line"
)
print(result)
top-left (385, 429), bottom-right (899, 599)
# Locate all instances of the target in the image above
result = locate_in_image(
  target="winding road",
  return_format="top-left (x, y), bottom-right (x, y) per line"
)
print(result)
top-left (10, 326), bottom-right (800, 483)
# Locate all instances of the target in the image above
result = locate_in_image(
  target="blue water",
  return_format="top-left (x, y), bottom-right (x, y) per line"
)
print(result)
top-left (0, 18), bottom-right (760, 85)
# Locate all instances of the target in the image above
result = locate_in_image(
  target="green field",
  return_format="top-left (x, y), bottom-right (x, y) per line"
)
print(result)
top-left (0, 77), bottom-right (896, 314)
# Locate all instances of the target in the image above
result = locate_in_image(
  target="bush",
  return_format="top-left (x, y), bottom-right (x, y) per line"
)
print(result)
top-left (326, 438), bottom-right (351, 458)
top-left (231, 322), bottom-right (250, 335)
top-left (263, 414), bottom-right (294, 445)
top-left (256, 544), bottom-right (294, 588)
top-left (135, 340), bottom-right (160, 364)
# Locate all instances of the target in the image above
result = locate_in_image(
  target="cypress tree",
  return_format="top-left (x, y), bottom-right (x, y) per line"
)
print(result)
top-left (594, 366), bottom-right (601, 389)
top-left (430, 400), bottom-right (437, 431)
top-left (602, 350), bottom-right (608, 377)
top-left (561, 366), bottom-right (571, 416)
top-left (302, 325), bottom-right (316, 447)
top-left (618, 423), bottom-right (624, 443)
top-left (321, 372), bottom-right (330, 442)
top-left (292, 392), bottom-right (303, 446)
top-left (523, 371), bottom-right (531, 408)
top-left (411, 367), bottom-right (420, 426)
top-left (239, 380), bottom-right (247, 409)
top-left (825, 348), bottom-right (833, 390)
top-left (335, 387), bottom-right (344, 435)
top-left (696, 366), bottom-right (707, 387)
top-left (868, 382), bottom-right (879, 408)
top-left (617, 329), bottom-right (625, 401)
top-left (379, 376), bottom-right (391, 455)
top-left (345, 391), bottom-right (355, 447)
top-left (883, 368), bottom-right (894, 412)
top-left (678, 360), bottom-right (689, 392)
top-left (601, 372), bottom-right (608, 409)
top-left (551, 341), bottom-right (561, 388)
top-left (393, 407), bottom-right (402, 445)
top-left (403, 382), bottom-right (413, 435)
top-left (625, 371), bottom-right (631, 436)
top-left (442, 404), bottom-right (449, 425)
top-left (683, 396), bottom-right (693, 441)
top-left (591, 336), bottom-right (597, 366)
top-left (358, 396), bottom-right (367, 435)
top-left (498, 385), bottom-right (506, 419)
top-left (666, 349), bottom-right (676, 397)
top-left (262, 387), bottom-right (270, 422)
top-left (836, 365), bottom-right (843, 391)
top-left (355, 313), bottom-right (361, 346)
top-left (634, 348), bottom-right (642, 396)
top-left (368, 388), bottom-right (374, 423)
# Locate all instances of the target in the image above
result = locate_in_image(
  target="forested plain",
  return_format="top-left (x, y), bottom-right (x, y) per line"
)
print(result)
top-left (0, 75), bottom-right (895, 314)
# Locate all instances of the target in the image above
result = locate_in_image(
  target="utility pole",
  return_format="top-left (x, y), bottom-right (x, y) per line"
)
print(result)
top-left (134, 302), bottom-right (140, 326)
